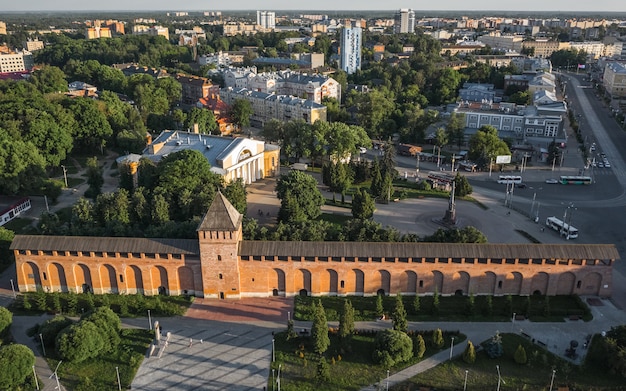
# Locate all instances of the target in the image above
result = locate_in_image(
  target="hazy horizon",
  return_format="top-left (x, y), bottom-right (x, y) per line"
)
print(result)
top-left (3, 0), bottom-right (626, 13)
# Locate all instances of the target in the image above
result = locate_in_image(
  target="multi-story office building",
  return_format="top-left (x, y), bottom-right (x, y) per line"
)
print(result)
top-left (340, 26), bottom-right (362, 75)
top-left (394, 9), bottom-right (415, 34)
top-left (132, 25), bottom-right (169, 38)
top-left (0, 50), bottom-right (33, 73)
top-left (85, 26), bottom-right (112, 39)
top-left (24, 39), bottom-right (44, 51)
top-left (603, 62), bottom-right (626, 99)
top-left (219, 87), bottom-right (327, 127)
top-left (257, 11), bottom-right (276, 29)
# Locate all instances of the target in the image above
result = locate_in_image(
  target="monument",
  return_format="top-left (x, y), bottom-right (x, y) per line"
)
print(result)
top-left (442, 181), bottom-right (457, 226)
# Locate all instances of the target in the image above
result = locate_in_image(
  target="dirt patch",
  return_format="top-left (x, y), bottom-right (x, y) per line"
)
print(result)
top-left (185, 296), bottom-right (293, 322)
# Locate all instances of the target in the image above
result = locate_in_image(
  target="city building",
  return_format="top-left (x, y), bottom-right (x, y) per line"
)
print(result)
top-left (340, 26), bottom-right (362, 75)
top-left (0, 50), bottom-right (34, 73)
top-left (0, 22), bottom-right (6, 35)
top-left (458, 83), bottom-right (499, 103)
top-left (132, 25), bottom-right (169, 38)
top-left (174, 74), bottom-right (217, 105)
top-left (603, 62), bottom-right (626, 99)
top-left (24, 39), bottom-right (44, 51)
top-left (394, 9), bottom-right (415, 34)
top-left (257, 11), bottom-right (276, 29)
top-left (219, 87), bottom-right (327, 127)
top-left (477, 32), bottom-right (524, 52)
top-left (522, 40), bottom-right (568, 58)
top-left (85, 26), bottom-right (112, 39)
top-left (12, 194), bottom-right (617, 299)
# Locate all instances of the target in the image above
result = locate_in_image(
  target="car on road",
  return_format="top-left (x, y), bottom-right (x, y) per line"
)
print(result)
top-left (515, 183), bottom-right (527, 189)
top-left (598, 162), bottom-right (604, 168)
top-left (545, 178), bottom-right (559, 184)
top-left (605, 162), bottom-right (611, 168)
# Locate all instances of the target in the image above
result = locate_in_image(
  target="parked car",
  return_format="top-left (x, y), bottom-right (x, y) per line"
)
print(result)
top-left (598, 162), bottom-right (604, 168)
top-left (545, 178), bottom-right (559, 184)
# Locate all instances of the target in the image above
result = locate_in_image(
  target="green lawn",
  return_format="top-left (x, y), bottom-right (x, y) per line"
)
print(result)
top-left (394, 333), bottom-right (626, 390)
top-left (294, 295), bottom-right (591, 323)
top-left (49, 328), bottom-right (152, 390)
top-left (271, 329), bottom-right (464, 391)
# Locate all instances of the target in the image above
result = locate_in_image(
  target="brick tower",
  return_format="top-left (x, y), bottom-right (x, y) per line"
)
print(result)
top-left (197, 192), bottom-right (243, 299)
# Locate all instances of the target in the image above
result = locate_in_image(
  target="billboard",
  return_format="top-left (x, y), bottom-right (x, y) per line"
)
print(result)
top-left (495, 155), bottom-right (512, 164)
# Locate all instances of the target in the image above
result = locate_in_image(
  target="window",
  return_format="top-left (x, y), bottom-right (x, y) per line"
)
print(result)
top-left (42, 272), bottom-right (47, 281)
top-left (340, 280), bottom-right (345, 288)
top-left (218, 255), bottom-right (222, 261)
top-left (577, 281), bottom-right (582, 289)
top-left (498, 281), bottom-right (503, 289)
top-left (219, 273), bottom-right (223, 279)
top-left (419, 280), bottom-right (423, 288)
top-left (119, 274), bottom-right (124, 283)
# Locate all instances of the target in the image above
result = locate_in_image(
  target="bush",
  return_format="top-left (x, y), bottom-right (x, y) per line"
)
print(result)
top-left (463, 340), bottom-right (476, 364)
top-left (38, 316), bottom-right (73, 348)
top-left (0, 344), bottom-right (35, 389)
top-left (0, 307), bottom-right (12, 336)
top-left (56, 321), bottom-right (105, 362)
top-left (514, 344), bottom-right (528, 364)
top-left (81, 307), bottom-right (121, 353)
top-left (414, 334), bottom-right (426, 359)
top-left (372, 329), bottom-right (413, 367)
top-left (316, 356), bottom-right (330, 383)
top-left (432, 328), bottom-right (444, 349)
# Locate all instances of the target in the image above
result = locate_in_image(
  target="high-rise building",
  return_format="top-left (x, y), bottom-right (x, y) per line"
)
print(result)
top-left (256, 11), bottom-right (276, 29)
top-left (394, 9), bottom-right (415, 34)
top-left (340, 26), bottom-right (362, 75)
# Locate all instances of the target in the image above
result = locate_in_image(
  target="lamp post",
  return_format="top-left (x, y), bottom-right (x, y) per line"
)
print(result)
top-left (287, 311), bottom-right (290, 321)
top-left (496, 365), bottom-right (502, 391)
top-left (436, 146), bottom-right (442, 168)
top-left (148, 309), bottom-right (152, 330)
top-left (272, 338), bottom-right (275, 362)
top-left (9, 278), bottom-right (16, 299)
top-left (449, 336), bottom-right (455, 360)
top-left (549, 369), bottom-right (556, 391)
top-left (33, 365), bottom-right (39, 390)
top-left (566, 205), bottom-right (576, 240)
top-left (277, 364), bottom-right (282, 391)
top-left (463, 369), bottom-right (468, 391)
top-left (416, 153), bottom-right (420, 175)
top-left (272, 369), bottom-right (275, 391)
top-left (512, 312), bottom-right (516, 332)
top-left (61, 165), bottom-right (68, 188)
top-left (39, 333), bottom-right (46, 357)
top-left (116, 366), bottom-right (122, 391)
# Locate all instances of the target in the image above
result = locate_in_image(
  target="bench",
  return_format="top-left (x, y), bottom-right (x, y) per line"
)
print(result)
top-left (569, 315), bottom-right (580, 321)
top-left (537, 340), bottom-right (547, 348)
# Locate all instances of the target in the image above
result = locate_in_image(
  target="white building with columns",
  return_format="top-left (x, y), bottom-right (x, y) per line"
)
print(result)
top-left (141, 130), bottom-right (280, 184)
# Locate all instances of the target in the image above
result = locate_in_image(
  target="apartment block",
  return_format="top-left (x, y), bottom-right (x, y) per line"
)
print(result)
top-left (603, 62), bottom-right (626, 99)
top-left (340, 26), bottom-right (362, 75)
top-left (133, 25), bottom-right (169, 38)
top-left (219, 87), bottom-right (327, 127)
top-left (0, 50), bottom-right (33, 73)
top-left (257, 11), bottom-right (276, 29)
top-left (394, 9), bottom-right (415, 34)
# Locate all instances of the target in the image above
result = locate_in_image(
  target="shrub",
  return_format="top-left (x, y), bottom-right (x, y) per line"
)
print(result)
top-left (35, 291), bottom-right (47, 311)
top-left (0, 344), bottom-right (35, 389)
top-left (463, 340), bottom-right (476, 364)
top-left (373, 329), bottom-right (413, 367)
top-left (56, 321), bottom-right (105, 362)
top-left (375, 294), bottom-right (384, 318)
top-left (411, 295), bottom-right (420, 315)
top-left (414, 334), bottom-right (426, 359)
top-left (432, 328), bottom-right (444, 349)
top-left (0, 307), bottom-right (12, 336)
top-left (82, 307), bottom-right (121, 353)
top-left (514, 344), bottom-right (528, 365)
top-left (316, 356), bottom-right (330, 383)
top-left (311, 301), bottom-right (330, 355)
top-left (486, 331), bottom-right (504, 359)
top-left (38, 316), bottom-right (73, 348)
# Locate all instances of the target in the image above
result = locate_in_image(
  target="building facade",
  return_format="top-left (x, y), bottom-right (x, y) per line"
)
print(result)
top-left (220, 87), bottom-right (327, 127)
top-left (603, 62), bottom-right (626, 99)
top-left (394, 9), bottom-right (416, 34)
top-left (12, 194), bottom-right (618, 299)
top-left (340, 26), bottom-right (362, 75)
top-left (257, 11), bottom-right (276, 29)
top-left (0, 50), bottom-right (33, 73)
top-left (174, 74), bottom-right (217, 104)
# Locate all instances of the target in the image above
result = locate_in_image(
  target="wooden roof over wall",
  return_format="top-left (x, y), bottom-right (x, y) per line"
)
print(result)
top-left (240, 241), bottom-right (620, 261)
top-left (10, 235), bottom-right (199, 255)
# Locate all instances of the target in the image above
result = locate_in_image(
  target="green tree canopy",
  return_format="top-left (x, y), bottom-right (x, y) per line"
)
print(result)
top-left (372, 329), bottom-right (413, 367)
top-left (351, 188), bottom-right (375, 219)
top-left (0, 307), bottom-right (12, 336)
top-left (392, 294), bottom-right (408, 333)
top-left (0, 344), bottom-right (35, 389)
top-left (55, 321), bottom-right (105, 362)
top-left (338, 299), bottom-right (355, 340)
top-left (184, 107), bottom-right (217, 134)
top-left (276, 170), bottom-right (324, 223)
top-left (468, 125), bottom-right (511, 169)
top-left (230, 99), bottom-right (253, 128)
top-left (28, 65), bottom-right (68, 93)
top-left (311, 300), bottom-right (330, 354)
top-left (422, 226), bottom-right (487, 243)
top-left (0, 128), bottom-right (47, 194)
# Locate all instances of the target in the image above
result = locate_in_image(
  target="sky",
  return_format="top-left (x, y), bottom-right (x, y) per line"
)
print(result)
top-left (3, 0), bottom-right (626, 13)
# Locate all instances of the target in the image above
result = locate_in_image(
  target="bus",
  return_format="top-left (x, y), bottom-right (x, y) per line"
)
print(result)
top-left (427, 171), bottom-right (455, 185)
top-left (559, 176), bottom-right (592, 185)
top-left (497, 175), bottom-right (523, 184)
top-left (545, 216), bottom-right (579, 239)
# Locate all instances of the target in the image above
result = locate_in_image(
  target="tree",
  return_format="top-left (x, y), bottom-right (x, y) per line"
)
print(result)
top-left (432, 328), bottom-right (444, 349)
top-left (0, 307), bottom-right (12, 336)
top-left (447, 112), bottom-right (466, 150)
top-left (55, 321), bottom-right (105, 362)
top-left (353, 87), bottom-right (396, 139)
top-left (38, 316), bottom-right (73, 348)
top-left (29, 65), bottom-right (68, 93)
top-left (230, 99), bottom-right (253, 129)
top-left (514, 344), bottom-right (527, 364)
top-left (81, 307), bottom-right (121, 353)
top-left (0, 227), bottom-right (15, 270)
top-left (372, 329), bottom-right (413, 367)
top-left (311, 300), bottom-right (330, 355)
top-left (468, 125), bottom-right (511, 169)
top-left (547, 141), bottom-right (561, 168)
top-left (486, 331), bottom-right (504, 359)
top-left (375, 293), bottom-right (384, 318)
top-left (0, 344), bottom-right (35, 389)
top-left (328, 163), bottom-right (352, 203)
top-left (369, 160), bottom-right (384, 199)
top-left (411, 295), bottom-right (420, 315)
top-left (422, 226), bottom-right (488, 243)
top-left (85, 156), bottom-right (104, 198)
top-left (316, 356), bottom-right (330, 383)
top-left (64, 97), bottom-right (113, 150)
top-left (351, 188), bottom-right (375, 219)
top-left (414, 334), bottom-right (426, 359)
top-left (392, 294), bottom-right (408, 333)
top-left (434, 127), bottom-right (449, 153)
top-left (432, 289), bottom-right (440, 315)
top-left (223, 178), bottom-right (247, 214)
top-left (184, 107), bottom-right (217, 134)
top-left (463, 340), bottom-right (477, 364)
top-left (509, 91), bottom-right (531, 105)
top-left (0, 128), bottom-right (47, 195)
top-left (276, 170), bottom-right (325, 223)
top-left (454, 173), bottom-right (473, 197)
top-left (338, 299), bottom-right (355, 340)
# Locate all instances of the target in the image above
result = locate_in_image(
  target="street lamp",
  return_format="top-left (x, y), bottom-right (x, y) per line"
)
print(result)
top-left (61, 165), bottom-right (68, 188)
top-left (148, 309), bottom-right (152, 330)
top-left (39, 333), bottom-right (46, 357)
top-left (512, 312), bottom-right (516, 332)
top-left (9, 278), bottom-right (16, 299)
top-left (463, 369), bottom-right (468, 391)
top-left (272, 338), bottom-right (275, 362)
top-left (32, 365), bottom-right (39, 390)
top-left (416, 153), bottom-right (420, 175)
top-left (116, 366), bottom-right (122, 391)
top-left (449, 336), bottom-right (455, 360)
top-left (549, 369), bottom-right (556, 391)
top-left (496, 364), bottom-right (506, 391)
